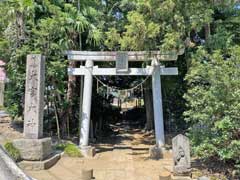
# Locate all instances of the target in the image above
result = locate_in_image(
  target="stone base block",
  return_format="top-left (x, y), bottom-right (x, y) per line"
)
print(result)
top-left (13, 138), bottom-right (52, 161)
top-left (80, 146), bottom-right (96, 158)
top-left (80, 169), bottom-right (93, 180)
top-left (171, 175), bottom-right (192, 180)
top-left (159, 173), bottom-right (171, 180)
top-left (197, 176), bottom-right (210, 180)
top-left (173, 167), bottom-right (191, 177)
top-left (149, 146), bottom-right (163, 159)
top-left (19, 153), bottom-right (61, 171)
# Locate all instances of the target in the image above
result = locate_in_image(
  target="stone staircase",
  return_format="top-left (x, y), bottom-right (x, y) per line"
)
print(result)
top-left (0, 110), bottom-right (10, 121)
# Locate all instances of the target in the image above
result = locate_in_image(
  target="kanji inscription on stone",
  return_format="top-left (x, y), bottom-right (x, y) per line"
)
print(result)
top-left (24, 54), bottom-right (45, 139)
top-left (116, 52), bottom-right (128, 73)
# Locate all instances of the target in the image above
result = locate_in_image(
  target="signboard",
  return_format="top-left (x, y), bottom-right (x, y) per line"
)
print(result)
top-left (116, 52), bottom-right (128, 73)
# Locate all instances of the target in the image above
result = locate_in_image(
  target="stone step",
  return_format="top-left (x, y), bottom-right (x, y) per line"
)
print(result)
top-left (0, 110), bottom-right (9, 118)
top-left (0, 111), bottom-right (11, 125)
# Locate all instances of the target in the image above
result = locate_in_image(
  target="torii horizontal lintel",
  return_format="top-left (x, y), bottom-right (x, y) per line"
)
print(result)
top-left (66, 49), bottom-right (185, 62)
top-left (68, 67), bottom-right (178, 76)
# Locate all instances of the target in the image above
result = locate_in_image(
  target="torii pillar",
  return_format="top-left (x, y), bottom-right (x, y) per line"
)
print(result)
top-left (80, 60), bottom-right (93, 148)
top-left (152, 64), bottom-right (165, 147)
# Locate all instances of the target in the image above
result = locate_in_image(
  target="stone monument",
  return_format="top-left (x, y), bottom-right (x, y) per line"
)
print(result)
top-left (0, 81), bottom-right (5, 107)
top-left (24, 54), bottom-right (45, 139)
top-left (13, 55), bottom-right (60, 170)
top-left (172, 134), bottom-right (191, 176)
top-left (0, 60), bottom-right (6, 107)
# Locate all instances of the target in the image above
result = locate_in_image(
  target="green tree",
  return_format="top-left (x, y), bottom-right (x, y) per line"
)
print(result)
top-left (103, 0), bottom-right (215, 132)
top-left (0, 0), bottom-right (104, 137)
top-left (184, 1), bottom-right (240, 173)
top-left (184, 46), bottom-right (240, 169)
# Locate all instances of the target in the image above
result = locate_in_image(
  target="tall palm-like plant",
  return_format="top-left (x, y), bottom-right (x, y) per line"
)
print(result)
top-left (61, 1), bottom-right (104, 137)
top-left (7, 0), bottom-right (35, 45)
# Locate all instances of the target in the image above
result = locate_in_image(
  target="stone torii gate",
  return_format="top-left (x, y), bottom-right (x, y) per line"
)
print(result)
top-left (67, 50), bottom-right (183, 153)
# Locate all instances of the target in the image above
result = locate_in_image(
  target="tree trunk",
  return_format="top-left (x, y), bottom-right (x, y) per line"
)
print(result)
top-left (144, 81), bottom-right (154, 131)
top-left (16, 11), bottom-right (25, 42)
top-left (53, 98), bottom-right (61, 141)
top-left (65, 61), bottom-right (77, 137)
top-left (204, 23), bottom-right (211, 41)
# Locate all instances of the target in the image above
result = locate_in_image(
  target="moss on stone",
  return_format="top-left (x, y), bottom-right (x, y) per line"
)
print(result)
top-left (4, 142), bottom-right (21, 162)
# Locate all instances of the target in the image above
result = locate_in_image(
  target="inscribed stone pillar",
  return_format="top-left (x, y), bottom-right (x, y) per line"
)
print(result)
top-left (152, 65), bottom-right (165, 146)
top-left (24, 54), bottom-right (45, 139)
top-left (0, 81), bottom-right (5, 106)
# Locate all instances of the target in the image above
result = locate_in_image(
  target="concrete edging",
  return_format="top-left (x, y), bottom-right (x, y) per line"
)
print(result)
top-left (0, 145), bottom-right (35, 180)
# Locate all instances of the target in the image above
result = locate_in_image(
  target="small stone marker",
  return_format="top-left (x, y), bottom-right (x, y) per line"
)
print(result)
top-left (198, 176), bottom-right (210, 180)
top-left (80, 169), bottom-right (93, 180)
top-left (172, 134), bottom-right (191, 175)
top-left (149, 145), bottom-right (163, 159)
top-left (80, 146), bottom-right (96, 157)
top-left (24, 54), bottom-right (45, 139)
top-left (159, 173), bottom-right (171, 180)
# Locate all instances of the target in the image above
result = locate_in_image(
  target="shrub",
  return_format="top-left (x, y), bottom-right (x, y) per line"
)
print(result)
top-left (55, 143), bottom-right (67, 151)
top-left (64, 143), bottom-right (82, 157)
top-left (55, 142), bottom-right (82, 157)
top-left (184, 46), bottom-right (240, 169)
top-left (4, 142), bottom-right (21, 162)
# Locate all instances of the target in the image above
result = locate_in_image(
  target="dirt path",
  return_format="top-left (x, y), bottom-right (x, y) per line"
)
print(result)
top-left (0, 111), bottom-right (230, 180)
top-left (0, 112), bottom-right (23, 145)
top-left (27, 125), bottom-right (173, 180)
top-left (0, 111), bottom-right (173, 180)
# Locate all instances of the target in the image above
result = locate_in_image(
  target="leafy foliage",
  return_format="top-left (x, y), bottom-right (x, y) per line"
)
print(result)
top-left (56, 143), bottom-right (82, 157)
top-left (183, 2), bottom-right (240, 172)
top-left (184, 46), bottom-right (240, 168)
top-left (0, 0), bottom-right (104, 134)
top-left (103, 0), bottom-right (215, 51)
